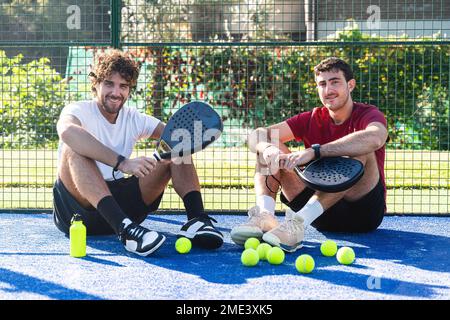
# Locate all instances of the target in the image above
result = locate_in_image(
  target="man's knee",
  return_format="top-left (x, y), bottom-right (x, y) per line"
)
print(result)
top-left (351, 152), bottom-right (374, 166)
top-left (142, 160), bottom-right (172, 184)
top-left (58, 145), bottom-right (102, 186)
top-left (341, 153), bottom-right (379, 202)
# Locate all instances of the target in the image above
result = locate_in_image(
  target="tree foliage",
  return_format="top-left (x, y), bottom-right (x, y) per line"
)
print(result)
top-left (0, 50), bottom-right (69, 147)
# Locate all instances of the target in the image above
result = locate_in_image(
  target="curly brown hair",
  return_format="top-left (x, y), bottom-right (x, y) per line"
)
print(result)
top-left (314, 57), bottom-right (354, 82)
top-left (89, 49), bottom-right (141, 96)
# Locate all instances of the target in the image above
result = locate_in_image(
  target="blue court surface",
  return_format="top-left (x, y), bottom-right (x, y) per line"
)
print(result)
top-left (0, 213), bottom-right (449, 300)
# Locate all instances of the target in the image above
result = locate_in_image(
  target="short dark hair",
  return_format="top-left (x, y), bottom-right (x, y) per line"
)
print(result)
top-left (314, 57), bottom-right (354, 82)
top-left (89, 49), bottom-right (141, 96)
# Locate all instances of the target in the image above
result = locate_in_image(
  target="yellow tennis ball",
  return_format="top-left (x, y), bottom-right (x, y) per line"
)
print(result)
top-left (336, 247), bottom-right (355, 265)
top-left (267, 247), bottom-right (285, 265)
top-left (244, 237), bottom-right (260, 250)
top-left (256, 243), bottom-right (272, 260)
top-left (320, 240), bottom-right (338, 257)
top-left (241, 248), bottom-right (259, 267)
top-left (295, 254), bottom-right (315, 274)
top-left (175, 237), bottom-right (192, 254)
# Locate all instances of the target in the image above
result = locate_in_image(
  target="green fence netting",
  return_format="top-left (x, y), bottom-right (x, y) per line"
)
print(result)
top-left (1, 0), bottom-right (449, 214)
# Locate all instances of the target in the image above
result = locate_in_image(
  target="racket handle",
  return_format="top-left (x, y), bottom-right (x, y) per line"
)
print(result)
top-left (153, 151), bottom-right (161, 161)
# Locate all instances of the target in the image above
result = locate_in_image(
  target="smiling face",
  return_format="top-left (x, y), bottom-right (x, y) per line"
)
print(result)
top-left (89, 49), bottom-right (140, 123)
top-left (95, 72), bottom-right (130, 121)
top-left (315, 69), bottom-right (356, 112)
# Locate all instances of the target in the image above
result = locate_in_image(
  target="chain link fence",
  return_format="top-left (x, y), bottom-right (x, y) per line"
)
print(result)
top-left (1, 0), bottom-right (449, 214)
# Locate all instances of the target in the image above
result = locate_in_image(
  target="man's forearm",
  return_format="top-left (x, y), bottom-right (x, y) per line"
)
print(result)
top-left (60, 125), bottom-right (119, 167)
top-left (321, 129), bottom-right (385, 157)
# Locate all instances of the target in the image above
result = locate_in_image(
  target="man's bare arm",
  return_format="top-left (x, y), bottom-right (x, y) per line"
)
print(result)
top-left (320, 122), bottom-right (388, 157)
top-left (57, 115), bottom-right (158, 177)
top-left (57, 115), bottom-right (119, 167)
top-left (280, 122), bottom-right (388, 171)
top-left (247, 121), bottom-right (295, 154)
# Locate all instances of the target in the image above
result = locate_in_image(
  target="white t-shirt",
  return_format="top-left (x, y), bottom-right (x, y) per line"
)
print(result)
top-left (57, 100), bottom-right (160, 180)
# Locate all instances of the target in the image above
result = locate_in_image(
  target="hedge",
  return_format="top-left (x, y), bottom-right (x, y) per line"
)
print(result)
top-left (1, 27), bottom-right (449, 150)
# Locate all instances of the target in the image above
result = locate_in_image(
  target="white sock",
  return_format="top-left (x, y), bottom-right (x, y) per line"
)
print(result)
top-left (293, 198), bottom-right (324, 227)
top-left (256, 195), bottom-right (276, 214)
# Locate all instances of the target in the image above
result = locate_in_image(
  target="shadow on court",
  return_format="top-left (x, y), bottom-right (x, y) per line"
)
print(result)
top-left (0, 267), bottom-right (102, 300)
top-left (83, 215), bottom-right (450, 299)
top-left (1, 214), bottom-right (449, 299)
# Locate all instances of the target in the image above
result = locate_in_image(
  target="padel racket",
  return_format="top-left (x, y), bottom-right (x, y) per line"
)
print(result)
top-left (294, 156), bottom-right (364, 193)
top-left (153, 101), bottom-right (223, 160)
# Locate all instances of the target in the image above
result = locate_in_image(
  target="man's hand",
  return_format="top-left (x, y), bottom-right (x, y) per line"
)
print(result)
top-left (278, 148), bottom-right (315, 171)
top-left (261, 145), bottom-right (283, 175)
top-left (118, 156), bottom-right (158, 178)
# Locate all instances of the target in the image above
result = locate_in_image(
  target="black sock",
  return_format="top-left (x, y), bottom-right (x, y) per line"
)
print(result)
top-left (96, 195), bottom-right (128, 234)
top-left (182, 191), bottom-right (205, 220)
top-left (280, 189), bottom-right (315, 212)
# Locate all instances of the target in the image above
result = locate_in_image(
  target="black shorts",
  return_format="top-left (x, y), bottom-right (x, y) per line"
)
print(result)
top-left (280, 179), bottom-right (385, 233)
top-left (52, 176), bottom-right (163, 236)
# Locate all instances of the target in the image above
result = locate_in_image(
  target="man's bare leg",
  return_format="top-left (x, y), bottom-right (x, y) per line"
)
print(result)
top-left (58, 145), bottom-right (112, 209)
top-left (301, 151), bottom-right (380, 216)
top-left (161, 157), bottom-right (223, 249)
top-left (170, 157), bottom-right (204, 221)
top-left (264, 152), bottom-right (380, 251)
top-left (230, 145), bottom-right (300, 245)
top-left (57, 145), bottom-right (166, 256)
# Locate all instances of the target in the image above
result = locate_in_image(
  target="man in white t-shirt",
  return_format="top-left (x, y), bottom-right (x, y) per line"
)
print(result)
top-left (53, 49), bottom-right (223, 257)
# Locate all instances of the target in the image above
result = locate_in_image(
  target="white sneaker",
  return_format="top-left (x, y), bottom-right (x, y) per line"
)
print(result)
top-left (262, 209), bottom-right (304, 252)
top-left (118, 219), bottom-right (166, 256)
top-left (230, 206), bottom-right (279, 245)
top-left (178, 215), bottom-right (223, 249)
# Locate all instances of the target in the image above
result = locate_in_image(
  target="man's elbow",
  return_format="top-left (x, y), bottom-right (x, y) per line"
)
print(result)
top-left (372, 132), bottom-right (388, 150)
top-left (366, 124), bottom-right (388, 150)
top-left (57, 123), bottom-right (76, 143)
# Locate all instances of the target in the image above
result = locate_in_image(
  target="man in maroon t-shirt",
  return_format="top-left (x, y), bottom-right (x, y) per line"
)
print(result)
top-left (230, 57), bottom-right (389, 252)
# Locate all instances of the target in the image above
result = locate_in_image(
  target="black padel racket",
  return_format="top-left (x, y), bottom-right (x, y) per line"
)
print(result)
top-left (153, 101), bottom-right (223, 160)
top-left (294, 156), bottom-right (364, 193)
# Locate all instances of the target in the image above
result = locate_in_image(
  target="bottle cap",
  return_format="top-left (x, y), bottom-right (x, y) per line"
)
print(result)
top-left (71, 214), bottom-right (83, 224)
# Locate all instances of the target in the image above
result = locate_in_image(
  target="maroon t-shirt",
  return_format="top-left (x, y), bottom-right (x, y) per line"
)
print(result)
top-left (286, 102), bottom-right (387, 202)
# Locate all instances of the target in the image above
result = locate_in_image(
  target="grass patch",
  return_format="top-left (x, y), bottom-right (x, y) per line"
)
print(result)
top-left (1, 186), bottom-right (449, 214)
top-left (1, 147), bottom-right (449, 214)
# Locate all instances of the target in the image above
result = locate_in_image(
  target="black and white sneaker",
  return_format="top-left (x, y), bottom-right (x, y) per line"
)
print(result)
top-left (118, 219), bottom-right (166, 256)
top-left (178, 215), bottom-right (223, 249)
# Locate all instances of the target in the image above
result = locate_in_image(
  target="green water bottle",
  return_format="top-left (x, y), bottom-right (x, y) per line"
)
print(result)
top-left (70, 214), bottom-right (86, 258)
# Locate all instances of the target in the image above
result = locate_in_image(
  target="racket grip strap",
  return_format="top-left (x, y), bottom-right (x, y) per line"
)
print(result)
top-left (113, 155), bottom-right (126, 172)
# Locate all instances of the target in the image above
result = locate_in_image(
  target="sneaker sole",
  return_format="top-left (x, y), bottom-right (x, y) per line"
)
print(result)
top-left (280, 242), bottom-right (303, 253)
top-left (126, 234), bottom-right (166, 257)
top-left (178, 231), bottom-right (224, 250)
top-left (230, 229), bottom-right (263, 246)
top-left (262, 233), bottom-right (303, 253)
top-left (192, 233), bottom-right (224, 249)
